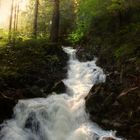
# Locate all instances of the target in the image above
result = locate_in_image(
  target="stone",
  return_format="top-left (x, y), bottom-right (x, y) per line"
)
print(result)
top-left (24, 112), bottom-right (41, 134)
top-left (23, 86), bottom-right (45, 98)
top-left (130, 124), bottom-right (140, 139)
top-left (51, 81), bottom-right (66, 94)
top-left (102, 137), bottom-right (115, 140)
top-left (35, 79), bottom-right (47, 88)
top-left (0, 98), bottom-right (16, 123)
top-left (117, 87), bottom-right (140, 108)
top-left (85, 83), bottom-right (115, 114)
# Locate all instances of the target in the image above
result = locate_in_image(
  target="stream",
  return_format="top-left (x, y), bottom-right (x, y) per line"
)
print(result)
top-left (0, 47), bottom-right (122, 140)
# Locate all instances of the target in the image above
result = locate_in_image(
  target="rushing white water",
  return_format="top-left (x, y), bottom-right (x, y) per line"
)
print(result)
top-left (0, 47), bottom-right (122, 140)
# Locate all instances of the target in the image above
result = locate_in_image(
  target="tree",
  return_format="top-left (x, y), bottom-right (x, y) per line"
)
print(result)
top-left (15, 0), bottom-right (20, 31)
top-left (59, 0), bottom-right (76, 40)
top-left (50, 0), bottom-right (60, 42)
top-left (33, 0), bottom-right (39, 38)
top-left (12, 0), bottom-right (20, 43)
top-left (8, 0), bottom-right (14, 42)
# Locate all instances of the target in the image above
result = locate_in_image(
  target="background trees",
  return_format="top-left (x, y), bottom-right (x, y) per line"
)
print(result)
top-left (0, 0), bottom-right (76, 43)
top-left (50, 0), bottom-right (60, 42)
top-left (33, 0), bottom-right (39, 38)
top-left (0, 0), bottom-right (139, 46)
top-left (8, 0), bottom-right (14, 42)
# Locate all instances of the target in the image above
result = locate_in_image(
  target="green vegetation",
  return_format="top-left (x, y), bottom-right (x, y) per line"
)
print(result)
top-left (0, 40), bottom-right (67, 89)
top-left (69, 0), bottom-right (140, 83)
top-left (0, 29), bottom-right (8, 47)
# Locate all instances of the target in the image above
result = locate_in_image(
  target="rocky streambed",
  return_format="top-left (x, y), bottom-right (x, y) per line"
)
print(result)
top-left (0, 45), bottom-right (68, 124)
top-left (85, 79), bottom-right (140, 140)
top-left (77, 48), bottom-right (140, 140)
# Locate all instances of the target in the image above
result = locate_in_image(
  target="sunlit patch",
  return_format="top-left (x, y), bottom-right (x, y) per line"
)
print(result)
top-left (0, 0), bottom-right (11, 27)
top-left (20, 0), bottom-right (28, 11)
top-left (0, 0), bottom-right (28, 28)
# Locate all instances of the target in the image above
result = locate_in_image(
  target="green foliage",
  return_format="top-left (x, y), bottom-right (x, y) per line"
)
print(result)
top-left (68, 0), bottom-right (112, 44)
top-left (68, 30), bottom-right (84, 44)
top-left (60, 0), bottom-right (76, 38)
top-left (69, 0), bottom-right (140, 80)
top-left (0, 39), bottom-right (65, 79)
top-left (0, 29), bottom-right (8, 47)
top-left (107, 0), bottom-right (125, 12)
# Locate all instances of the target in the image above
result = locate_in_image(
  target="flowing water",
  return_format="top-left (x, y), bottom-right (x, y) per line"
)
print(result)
top-left (0, 47), bottom-right (122, 140)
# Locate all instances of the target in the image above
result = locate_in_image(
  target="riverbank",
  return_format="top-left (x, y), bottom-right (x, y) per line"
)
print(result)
top-left (76, 46), bottom-right (140, 140)
top-left (0, 40), bottom-right (68, 123)
top-left (74, 3), bottom-right (140, 139)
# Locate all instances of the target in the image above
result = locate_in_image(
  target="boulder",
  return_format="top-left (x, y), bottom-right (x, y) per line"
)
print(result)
top-left (130, 123), bottom-right (140, 139)
top-left (24, 112), bottom-right (40, 133)
top-left (0, 97), bottom-right (17, 123)
top-left (51, 81), bottom-right (66, 94)
top-left (102, 138), bottom-right (115, 140)
top-left (23, 86), bottom-right (46, 98)
top-left (76, 47), bottom-right (94, 62)
top-left (117, 87), bottom-right (140, 109)
top-left (85, 83), bottom-right (105, 114)
top-left (85, 83), bottom-right (117, 115)
top-left (85, 83), bottom-right (140, 139)
top-left (35, 79), bottom-right (47, 88)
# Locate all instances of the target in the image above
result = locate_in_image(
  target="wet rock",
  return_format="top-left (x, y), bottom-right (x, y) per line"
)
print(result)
top-left (24, 112), bottom-right (40, 134)
top-left (117, 87), bottom-right (140, 109)
top-left (102, 92), bottom-right (116, 109)
top-left (86, 83), bottom-right (117, 115)
top-left (0, 78), bottom-right (7, 89)
top-left (130, 124), bottom-right (140, 139)
top-left (133, 106), bottom-right (140, 120)
top-left (102, 137), bottom-right (115, 140)
top-left (51, 81), bottom-right (66, 94)
top-left (23, 86), bottom-right (45, 98)
top-left (76, 47), bottom-right (94, 62)
top-left (92, 133), bottom-right (99, 140)
top-left (43, 81), bottom-right (55, 95)
top-left (0, 98), bottom-right (17, 123)
top-left (35, 79), bottom-right (47, 88)
top-left (86, 80), bottom-right (140, 140)
top-left (85, 84), bottom-right (105, 114)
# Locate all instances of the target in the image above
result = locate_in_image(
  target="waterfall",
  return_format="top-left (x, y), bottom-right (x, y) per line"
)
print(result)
top-left (0, 47), bottom-right (122, 140)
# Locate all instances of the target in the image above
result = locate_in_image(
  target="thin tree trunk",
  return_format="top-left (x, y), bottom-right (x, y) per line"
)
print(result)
top-left (13, 1), bottom-right (18, 32)
top-left (50, 0), bottom-right (60, 43)
top-left (15, 2), bottom-right (19, 31)
top-left (13, 0), bottom-right (18, 44)
top-left (9, 0), bottom-right (14, 42)
top-left (33, 0), bottom-right (39, 38)
top-left (13, 5), bottom-right (16, 32)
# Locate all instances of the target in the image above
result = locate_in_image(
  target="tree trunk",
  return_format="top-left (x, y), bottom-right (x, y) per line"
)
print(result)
top-left (33, 0), bottom-right (39, 38)
top-left (50, 0), bottom-right (60, 43)
top-left (13, 0), bottom-right (18, 44)
top-left (15, 2), bottom-right (19, 31)
top-left (13, 0), bottom-right (19, 32)
top-left (8, 0), bottom-right (14, 42)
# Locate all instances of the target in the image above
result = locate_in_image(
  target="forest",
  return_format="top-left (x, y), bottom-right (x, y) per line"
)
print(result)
top-left (0, 0), bottom-right (140, 140)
